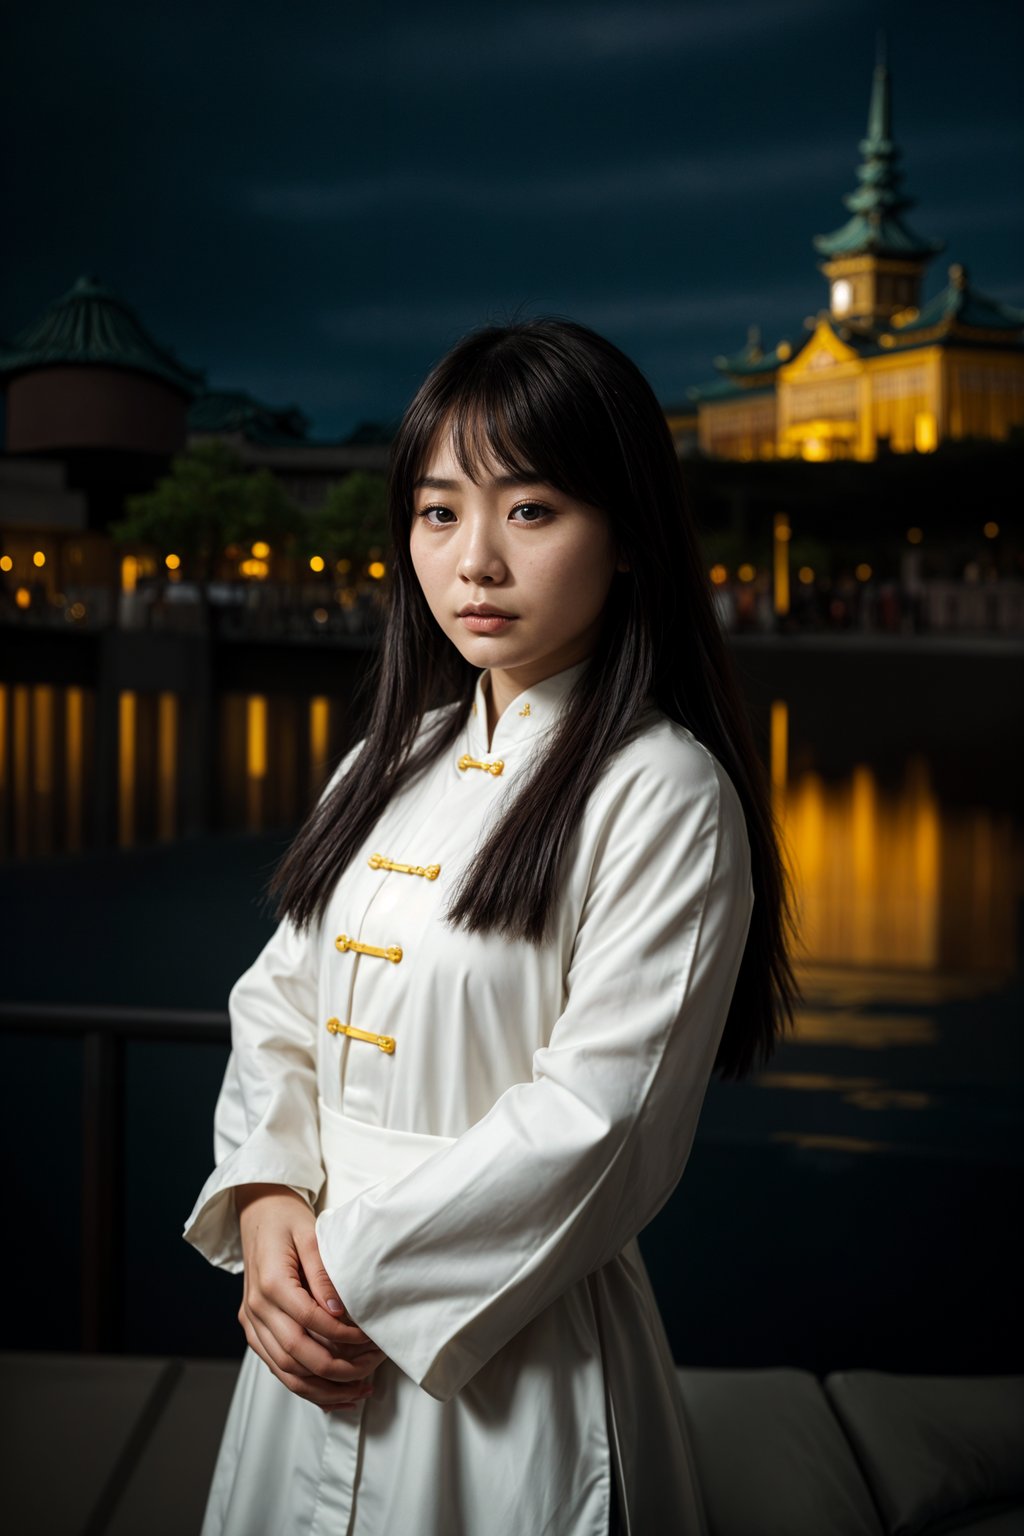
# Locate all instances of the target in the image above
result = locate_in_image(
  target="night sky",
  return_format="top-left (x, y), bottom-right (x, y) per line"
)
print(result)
top-left (2, 0), bottom-right (1022, 440)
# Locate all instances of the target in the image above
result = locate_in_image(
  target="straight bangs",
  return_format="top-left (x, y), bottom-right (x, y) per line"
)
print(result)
top-left (388, 329), bottom-right (624, 541)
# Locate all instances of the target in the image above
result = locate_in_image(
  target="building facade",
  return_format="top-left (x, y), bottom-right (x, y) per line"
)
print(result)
top-left (678, 56), bottom-right (1024, 462)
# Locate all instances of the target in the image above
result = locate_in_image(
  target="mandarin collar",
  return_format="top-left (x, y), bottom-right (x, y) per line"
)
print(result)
top-left (465, 658), bottom-right (591, 758)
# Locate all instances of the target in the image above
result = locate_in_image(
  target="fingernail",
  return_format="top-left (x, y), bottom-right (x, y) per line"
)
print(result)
top-left (325, 1298), bottom-right (343, 1315)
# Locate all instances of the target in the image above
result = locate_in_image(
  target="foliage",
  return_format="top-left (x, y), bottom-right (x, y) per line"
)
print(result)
top-left (109, 439), bottom-right (304, 580)
top-left (308, 472), bottom-right (390, 565)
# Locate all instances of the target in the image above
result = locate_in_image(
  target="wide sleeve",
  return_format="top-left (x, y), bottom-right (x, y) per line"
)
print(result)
top-left (182, 742), bottom-right (361, 1272)
top-left (315, 740), bottom-right (756, 1401)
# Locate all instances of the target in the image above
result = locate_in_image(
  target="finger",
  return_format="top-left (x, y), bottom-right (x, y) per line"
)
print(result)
top-left (243, 1303), bottom-right (314, 1380)
top-left (295, 1233), bottom-right (379, 1348)
top-left (249, 1297), bottom-right (382, 1384)
top-left (296, 1230), bottom-right (348, 1321)
top-left (263, 1270), bottom-right (377, 1348)
top-left (307, 1327), bottom-right (383, 1360)
top-left (243, 1317), bottom-right (374, 1410)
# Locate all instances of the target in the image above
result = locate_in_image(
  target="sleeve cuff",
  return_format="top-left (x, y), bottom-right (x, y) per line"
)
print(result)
top-left (183, 1148), bottom-right (324, 1272)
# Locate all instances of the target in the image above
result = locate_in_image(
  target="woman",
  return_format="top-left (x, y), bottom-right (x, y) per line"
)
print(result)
top-left (184, 317), bottom-right (800, 1535)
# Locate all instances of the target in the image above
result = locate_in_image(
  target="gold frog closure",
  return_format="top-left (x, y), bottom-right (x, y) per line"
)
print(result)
top-left (368, 853), bottom-right (441, 880)
top-left (457, 754), bottom-right (504, 776)
top-left (325, 1017), bottom-right (395, 1054)
top-left (335, 934), bottom-right (403, 963)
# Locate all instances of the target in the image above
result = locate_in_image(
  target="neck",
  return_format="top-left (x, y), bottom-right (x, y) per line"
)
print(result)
top-left (482, 639), bottom-right (596, 750)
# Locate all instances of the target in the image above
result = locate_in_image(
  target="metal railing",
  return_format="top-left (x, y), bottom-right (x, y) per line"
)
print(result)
top-left (0, 1001), bottom-right (229, 1352)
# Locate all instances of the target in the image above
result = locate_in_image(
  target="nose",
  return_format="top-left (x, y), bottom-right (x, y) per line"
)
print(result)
top-left (456, 519), bottom-right (508, 586)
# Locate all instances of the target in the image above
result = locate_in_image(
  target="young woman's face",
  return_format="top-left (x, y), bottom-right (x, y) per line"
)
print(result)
top-left (409, 427), bottom-right (626, 681)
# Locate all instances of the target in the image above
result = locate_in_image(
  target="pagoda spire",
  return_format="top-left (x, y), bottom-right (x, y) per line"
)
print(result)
top-left (866, 31), bottom-right (891, 143)
top-left (813, 46), bottom-right (944, 262)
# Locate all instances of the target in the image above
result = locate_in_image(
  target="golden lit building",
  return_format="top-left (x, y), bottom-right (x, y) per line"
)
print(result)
top-left (679, 53), bottom-right (1024, 462)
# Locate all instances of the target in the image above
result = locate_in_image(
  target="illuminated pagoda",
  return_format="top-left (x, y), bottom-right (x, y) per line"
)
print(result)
top-left (678, 43), bottom-right (1024, 462)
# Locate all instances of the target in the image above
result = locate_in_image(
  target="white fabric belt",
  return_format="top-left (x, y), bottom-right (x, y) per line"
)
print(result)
top-left (317, 1096), bottom-right (456, 1210)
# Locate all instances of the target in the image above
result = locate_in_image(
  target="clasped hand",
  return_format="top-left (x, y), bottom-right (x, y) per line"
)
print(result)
top-left (235, 1184), bottom-right (386, 1412)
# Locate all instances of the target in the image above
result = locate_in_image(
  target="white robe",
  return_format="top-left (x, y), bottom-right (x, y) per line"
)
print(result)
top-left (183, 656), bottom-right (755, 1535)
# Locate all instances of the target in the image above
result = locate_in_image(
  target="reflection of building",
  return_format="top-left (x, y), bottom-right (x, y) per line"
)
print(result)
top-left (678, 53), bottom-right (1024, 462)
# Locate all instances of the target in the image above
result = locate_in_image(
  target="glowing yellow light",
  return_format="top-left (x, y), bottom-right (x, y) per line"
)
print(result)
top-left (121, 555), bottom-right (138, 593)
top-left (15, 586), bottom-right (31, 608)
top-left (770, 698), bottom-right (788, 802)
top-left (240, 558), bottom-right (269, 578)
top-left (33, 550), bottom-right (46, 567)
top-left (914, 412), bottom-right (937, 453)
top-left (247, 696), bottom-right (267, 780)
top-left (709, 564), bottom-right (728, 585)
top-left (798, 566), bottom-right (815, 583)
top-left (737, 563), bottom-right (756, 582)
top-left (368, 561), bottom-right (386, 579)
top-left (0, 555), bottom-right (12, 572)
top-left (118, 691), bottom-right (137, 847)
top-left (983, 522), bottom-right (999, 539)
top-left (310, 695), bottom-right (330, 787)
top-left (773, 512), bottom-right (791, 615)
top-left (165, 553), bottom-right (181, 570)
top-left (252, 541), bottom-right (271, 559)
top-left (907, 527), bottom-right (923, 544)
top-left (309, 555), bottom-right (326, 573)
top-left (855, 563), bottom-right (872, 581)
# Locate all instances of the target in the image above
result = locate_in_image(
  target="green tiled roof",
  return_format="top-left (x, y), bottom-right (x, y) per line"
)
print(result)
top-left (188, 389), bottom-right (311, 443)
top-left (714, 324), bottom-right (803, 376)
top-left (813, 63), bottom-right (943, 262)
top-left (890, 266), bottom-right (1024, 338)
top-left (0, 275), bottom-right (205, 396)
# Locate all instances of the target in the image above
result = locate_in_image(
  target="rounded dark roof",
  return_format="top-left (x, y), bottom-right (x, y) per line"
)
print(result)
top-left (0, 274), bottom-right (205, 396)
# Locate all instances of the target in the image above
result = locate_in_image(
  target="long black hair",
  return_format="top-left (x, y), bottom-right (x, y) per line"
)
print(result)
top-left (267, 316), bottom-right (802, 1079)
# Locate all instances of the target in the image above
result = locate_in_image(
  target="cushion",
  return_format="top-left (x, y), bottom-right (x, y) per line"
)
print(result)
top-left (824, 1371), bottom-right (1024, 1536)
top-left (676, 1366), bottom-right (884, 1536)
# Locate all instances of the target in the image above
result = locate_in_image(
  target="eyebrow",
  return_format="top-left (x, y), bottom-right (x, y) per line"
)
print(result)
top-left (413, 472), bottom-right (545, 491)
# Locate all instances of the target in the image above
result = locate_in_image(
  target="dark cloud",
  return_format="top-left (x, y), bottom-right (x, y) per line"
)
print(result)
top-left (2, 0), bottom-right (1022, 436)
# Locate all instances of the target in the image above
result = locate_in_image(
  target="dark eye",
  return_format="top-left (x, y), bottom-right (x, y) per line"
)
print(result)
top-left (510, 502), bottom-right (552, 524)
top-left (416, 505), bottom-right (456, 527)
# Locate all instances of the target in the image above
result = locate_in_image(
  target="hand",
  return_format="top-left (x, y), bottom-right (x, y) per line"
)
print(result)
top-left (235, 1183), bottom-right (386, 1412)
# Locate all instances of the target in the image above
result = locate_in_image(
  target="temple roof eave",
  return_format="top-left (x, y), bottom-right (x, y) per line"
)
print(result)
top-left (813, 215), bottom-right (945, 261)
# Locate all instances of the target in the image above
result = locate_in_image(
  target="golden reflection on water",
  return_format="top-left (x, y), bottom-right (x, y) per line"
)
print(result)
top-left (789, 1010), bottom-right (937, 1048)
top-left (0, 687), bottom-right (1019, 978)
top-left (755, 1072), bottom-right (933, 1109)
top-left (773, 699), bottom-right (1018, 972)
top-left (67, 687), bottom-right (85, 851)
top-left (770, 1132), bottom-right (903, 1154)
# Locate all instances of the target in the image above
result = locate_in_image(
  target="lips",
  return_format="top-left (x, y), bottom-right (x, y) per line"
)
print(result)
top-left (458, 604), bottom-right (517, 618)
